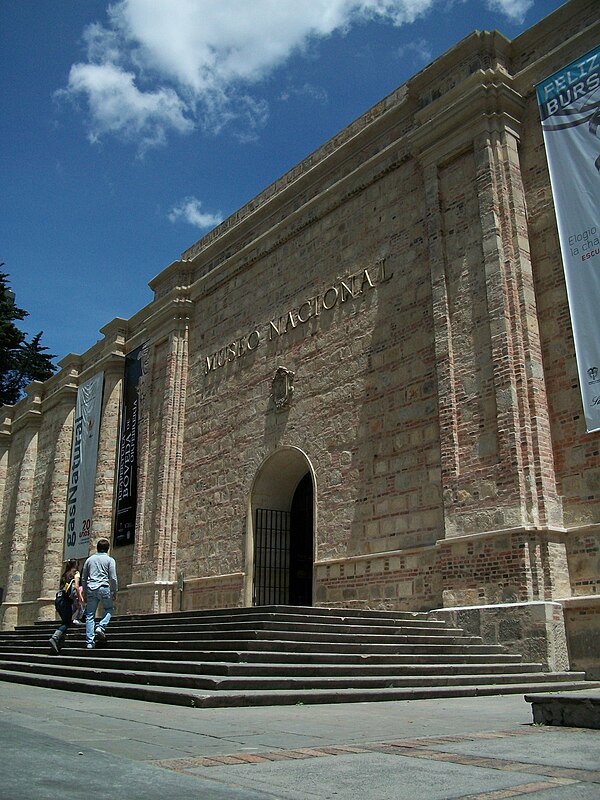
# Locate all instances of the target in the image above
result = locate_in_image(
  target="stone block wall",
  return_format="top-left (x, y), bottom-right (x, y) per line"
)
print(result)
top-left (180, 573), bottom-right (245, 612)
top-left (430, 601), bottom-right (569, 672)
top-left (315, 548), bottom-right (440, 612)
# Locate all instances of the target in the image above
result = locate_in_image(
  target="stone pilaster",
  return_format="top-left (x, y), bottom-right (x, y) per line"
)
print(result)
top-left (130, 291), bottom-right (191, 614)
top-left (0, 392), bottom-right (42, 629)
top-left (0, 407), bottom-right (13, 545)
top-left (475, 124), bottom-right (562, 531)
top-left (36, 396), bottom-right (77, 620)
top-left (154, 313), bottom-right (189, 609)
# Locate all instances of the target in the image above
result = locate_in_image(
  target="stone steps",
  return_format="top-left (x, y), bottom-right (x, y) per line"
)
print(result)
top-left (0, 650), bottom-right (548, 678)
top-left (0, 668), bottom-right (594, 709)
top-left (0, 605), bottom-right (596, 707)
top-left (0, 658), bottom-right (584, 692)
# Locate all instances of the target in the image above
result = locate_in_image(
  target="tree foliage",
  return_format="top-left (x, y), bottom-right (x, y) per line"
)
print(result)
top-left (0, 270), bottom-right (56, 405)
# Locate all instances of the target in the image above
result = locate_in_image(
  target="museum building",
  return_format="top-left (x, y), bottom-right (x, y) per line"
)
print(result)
top-left (1, 0), bottom-right (599, 671)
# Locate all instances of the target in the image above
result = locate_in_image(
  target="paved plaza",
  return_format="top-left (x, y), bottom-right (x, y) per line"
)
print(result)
top-left (1, 682), bottom-right (599, 799)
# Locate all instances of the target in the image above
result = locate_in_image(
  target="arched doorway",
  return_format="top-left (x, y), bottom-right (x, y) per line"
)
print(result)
top-left (249, 448), bottom-right (314, 607)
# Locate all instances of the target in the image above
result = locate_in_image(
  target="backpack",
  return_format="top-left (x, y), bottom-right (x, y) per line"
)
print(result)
top-left (54, 588), bottom-right (71, 620)
top-left (55, 579), bottom-right (75, 609)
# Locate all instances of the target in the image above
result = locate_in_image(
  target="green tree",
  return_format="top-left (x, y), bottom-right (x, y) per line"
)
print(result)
top-left (0, 270), bottom-right (56, 405)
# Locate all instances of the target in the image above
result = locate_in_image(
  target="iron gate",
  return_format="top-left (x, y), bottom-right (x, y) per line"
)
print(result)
top-left (253, 508), bottom-right (291, 605)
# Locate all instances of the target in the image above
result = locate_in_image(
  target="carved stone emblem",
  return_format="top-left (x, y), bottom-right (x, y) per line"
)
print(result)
top-left (272, 366), bottom-right (295, 410)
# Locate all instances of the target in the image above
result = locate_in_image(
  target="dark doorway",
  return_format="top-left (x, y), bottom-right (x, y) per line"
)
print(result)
top-left (289, 473), bottom-right (314, 606)
top-left (253, 472), bottom-right (313, 606)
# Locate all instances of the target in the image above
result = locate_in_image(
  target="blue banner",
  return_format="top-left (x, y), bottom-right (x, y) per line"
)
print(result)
top-left (537, 45), bottom-right (600, 432)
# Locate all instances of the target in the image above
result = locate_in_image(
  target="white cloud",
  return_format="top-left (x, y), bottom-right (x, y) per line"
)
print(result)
top-left (64, 62), bottom-right (193, 151)
top-left (280, 83), bottom-right (329, 104)
top-left (397, 38), bottom-right (433, 65)
top-left (60, 0), bottom-right (439, 150)
top-left (60, 0), bottom-right (533, 151)
top-left (485, 0), bottom-right (533, 23)
top-left (168, 197), bottom-right (224, 230)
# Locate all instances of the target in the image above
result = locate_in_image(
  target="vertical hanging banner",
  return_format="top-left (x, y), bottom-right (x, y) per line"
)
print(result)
top-left (537, 45), bottom-right (600, 432)
top-left (64, 372), bottom-right (105, 559)
top-left (113, 342), bottom-right (148, 546)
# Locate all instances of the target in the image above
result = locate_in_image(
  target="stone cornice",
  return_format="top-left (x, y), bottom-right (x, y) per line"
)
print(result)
top-left (10, 406), bottom-right (43, 434)
top-left (408, 69), bottom-right (525, 164)
top-left (142, 291), bottom-right (192, 341)
top-left (0, 407), bottom-right (13, 442)
top-left (148, 261), bottom-right (194, 301)
top-left (174, 77), bottom-right (528, 306)
top-left (9, 381), bottom-right (44, 432)
top-left (179, 84), bottom-right (411, 268)
top-left (188, 145), bottom-right (409, 303)
top-left (513, 21), bottom-right (600, 97)
top-left (510, 0), bottom-right (599, 94)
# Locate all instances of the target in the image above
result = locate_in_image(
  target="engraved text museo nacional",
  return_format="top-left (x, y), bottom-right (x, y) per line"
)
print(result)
top-left (204, 260), bottom-right (392, 375)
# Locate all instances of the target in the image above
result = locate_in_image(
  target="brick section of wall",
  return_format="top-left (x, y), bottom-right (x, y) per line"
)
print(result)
top-left (316, 529), bottom-right (570, 611)
top-left (566, 529), bottom-right (600, 595)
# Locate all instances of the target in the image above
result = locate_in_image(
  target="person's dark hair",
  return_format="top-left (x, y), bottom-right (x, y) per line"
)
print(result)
top-left (60, 558), bottom-right (78, 586)
top-left (96, 538), bottom-right (110, 553)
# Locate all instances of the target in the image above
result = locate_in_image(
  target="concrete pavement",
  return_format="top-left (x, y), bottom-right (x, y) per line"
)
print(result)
top-left (1, 681), bottom-right (599, 799)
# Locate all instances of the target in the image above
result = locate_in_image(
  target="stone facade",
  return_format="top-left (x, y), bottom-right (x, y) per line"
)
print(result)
top-left (1, 0), bottom-right (599, 667)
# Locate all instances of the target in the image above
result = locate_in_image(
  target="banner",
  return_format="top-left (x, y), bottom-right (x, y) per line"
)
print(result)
top-left (536, 45), bottom-right (600, 432)
top-left (113, 342), bottom-right (148, 546)
top-left (64, 372), bottom-right (104, 559)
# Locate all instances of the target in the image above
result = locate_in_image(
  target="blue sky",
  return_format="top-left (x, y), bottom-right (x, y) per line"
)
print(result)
top-left (1, 0), bottom-right (565, 365)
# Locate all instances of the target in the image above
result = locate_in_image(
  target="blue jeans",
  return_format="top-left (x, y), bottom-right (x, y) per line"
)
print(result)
top-left (85, 586), bottom-right (113, 645)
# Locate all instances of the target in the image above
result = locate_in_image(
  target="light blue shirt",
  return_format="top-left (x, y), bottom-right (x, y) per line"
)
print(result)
top-left (82, 552), bottom-right (118, 593)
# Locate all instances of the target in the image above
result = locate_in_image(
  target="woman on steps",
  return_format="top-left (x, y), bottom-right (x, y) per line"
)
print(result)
top-left (49, 559), bottom-right (80, 653)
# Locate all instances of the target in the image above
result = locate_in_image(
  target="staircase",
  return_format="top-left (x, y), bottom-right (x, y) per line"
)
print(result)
top-left (0, 606), bottom-right (596, 708)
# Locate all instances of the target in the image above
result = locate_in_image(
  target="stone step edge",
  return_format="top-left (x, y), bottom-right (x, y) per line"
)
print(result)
top-left (21, 607), bottom-right (437, 629)
top-left (0, 668), bottom-right (596, 708)
top-left (19, 610), bottom-right (451, 627)
top-left (0, 640), bottom-right (508, 656)
top-left (0, 659), bottom-right (578, 690)
top-left (7, 620), bottom-right (459, 636)
top-left (0, 652), bottom-right (546, 676)
top-left (0, 631), bottom-right (486, 646)
top-left (0, 646), bottom-right (526, 664)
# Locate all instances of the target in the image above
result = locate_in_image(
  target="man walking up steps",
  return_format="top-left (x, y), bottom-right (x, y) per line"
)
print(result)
top-left (82, 538), bottom-right (118, 650)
